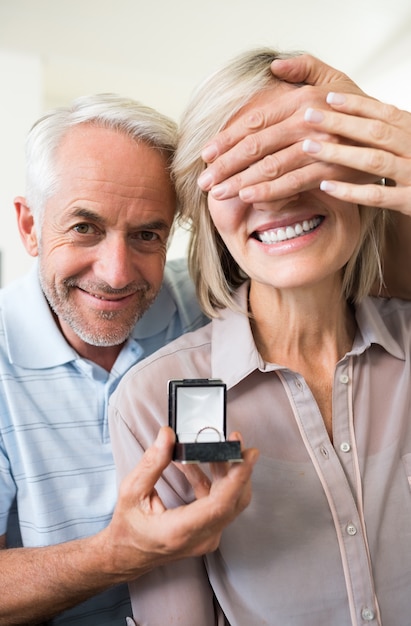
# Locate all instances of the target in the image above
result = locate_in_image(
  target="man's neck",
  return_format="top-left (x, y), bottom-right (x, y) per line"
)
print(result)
top-left (73, 342), bottom-right (124, 372)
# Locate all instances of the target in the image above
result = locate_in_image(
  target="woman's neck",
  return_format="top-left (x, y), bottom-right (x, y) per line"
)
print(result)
top-left (249, 279), bottom-right (356, 373)
top-left (249, 280), bottom-right (356, 441)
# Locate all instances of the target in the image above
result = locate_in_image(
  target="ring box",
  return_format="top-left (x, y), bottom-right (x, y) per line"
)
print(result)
top-left (168, 379), bottom-right (242, 464)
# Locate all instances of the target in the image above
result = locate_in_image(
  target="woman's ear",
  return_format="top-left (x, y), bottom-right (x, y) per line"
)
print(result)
top-left (14, 197), bottom-right (39, 257)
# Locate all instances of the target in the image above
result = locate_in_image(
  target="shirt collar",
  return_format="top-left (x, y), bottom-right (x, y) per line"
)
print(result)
top-left (211, 284), bottom-right (406, 388)
top-left (1, 263), bottom-right (78, 369)
top-left (352, 296), bottom-right (406, 360)
top-left (1, 263), bottom-right (179, 370)
top-left (212, 283), bottom-right (279, 388)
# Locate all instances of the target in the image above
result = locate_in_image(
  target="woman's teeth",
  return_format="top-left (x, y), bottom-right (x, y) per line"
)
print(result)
top-left (256, 216), bottom-right (322, 244)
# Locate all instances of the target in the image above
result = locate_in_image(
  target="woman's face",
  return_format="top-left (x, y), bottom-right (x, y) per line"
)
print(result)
top-left (207, 86), bottom-right (362, 293)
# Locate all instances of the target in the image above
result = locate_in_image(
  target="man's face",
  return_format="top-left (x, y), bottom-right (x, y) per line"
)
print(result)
top-left (35, 124), bottom-right (175, 352)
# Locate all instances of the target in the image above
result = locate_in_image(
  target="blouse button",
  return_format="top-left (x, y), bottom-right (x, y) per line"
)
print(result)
top-left (339, 373), bottom-right (349, 384)
top-left (361, 607), bottom-right (375, 621)
top-left (340, 442), bottom-right (351, 453)
top-left (346, 523), bottom-right (357, 536)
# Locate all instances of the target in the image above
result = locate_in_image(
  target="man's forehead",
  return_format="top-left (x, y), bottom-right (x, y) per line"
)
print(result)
top-left (55, 124), bottom-right (144, 160)
top-left (54, 124), bottom-right (171, 184)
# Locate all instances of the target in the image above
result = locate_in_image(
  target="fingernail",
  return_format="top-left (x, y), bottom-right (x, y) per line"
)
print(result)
top-left (302, 139), bottom-right (322, 154)
top-left (210, 183), bottom-right (227, 199)
top-left (304, 108), bottom-right (324, 123)
top-left (197, 170), bottom-right (213, 191)
top-left (239, 187), bottom-right (253, 202)
top-left (320, 180), bottom-right (337, 192)
top-left (250, 449), bottom-right (260, 465)
top-left (154, 426), bottom-right (171, 448)
top-left (326, 92), bottom-right (346, 105)
top-left (201, 144), bottom-right (218, 162)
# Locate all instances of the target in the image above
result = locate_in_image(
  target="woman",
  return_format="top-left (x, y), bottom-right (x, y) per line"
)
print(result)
top-left (109, 49), bottom-right (411, 625)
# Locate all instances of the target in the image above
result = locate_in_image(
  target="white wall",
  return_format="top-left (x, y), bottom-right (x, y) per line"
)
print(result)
top-left (355, 30), bottom-right (411, 110)
top-left (0, 51), bottom-right (42, 285)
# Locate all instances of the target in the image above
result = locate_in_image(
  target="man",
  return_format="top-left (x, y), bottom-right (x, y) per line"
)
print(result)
top-left (0, 94), bottom-right (257, 625)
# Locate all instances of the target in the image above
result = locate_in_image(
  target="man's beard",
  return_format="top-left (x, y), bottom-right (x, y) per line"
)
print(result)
top-left (39, 268), bottom-right (158, 347)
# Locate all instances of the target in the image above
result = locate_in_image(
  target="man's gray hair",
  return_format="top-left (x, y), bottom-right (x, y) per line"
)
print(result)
top-left (25, 93), bottom-right (178, 224)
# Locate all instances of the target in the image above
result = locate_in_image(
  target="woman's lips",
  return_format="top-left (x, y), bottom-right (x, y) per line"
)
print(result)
top-left (253, 216), bottom-right (324, 244)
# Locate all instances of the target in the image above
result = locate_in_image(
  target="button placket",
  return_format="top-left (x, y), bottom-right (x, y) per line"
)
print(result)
top-left (335, 365), bottom-right (353, 460)
top-left (320, 445), bottom-right (329, 459)
top-left (283, 363), bottom-right (378, 624)
top-left (294, 378), bottom-right (304, 391)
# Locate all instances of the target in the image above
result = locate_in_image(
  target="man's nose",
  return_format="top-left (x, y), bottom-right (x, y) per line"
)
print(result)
top-left (94, 236), bottom-right (136, 289)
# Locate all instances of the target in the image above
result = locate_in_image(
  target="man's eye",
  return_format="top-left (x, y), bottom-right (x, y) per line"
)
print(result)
top-left (138, 231), bottom-right (159, 242)
top-left (73, 223), bottom-right (95, 234)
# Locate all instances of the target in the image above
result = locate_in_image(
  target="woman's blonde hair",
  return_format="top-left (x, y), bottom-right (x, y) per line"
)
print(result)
top-left (173, 48), bottom-right (387, 317)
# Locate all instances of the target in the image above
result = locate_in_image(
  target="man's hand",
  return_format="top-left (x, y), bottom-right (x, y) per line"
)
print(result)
top-left (102, 427), bottom-right (258, 579)
top-left (197, 55), bottom-right (367, 203)
top-left (299, 90), bottom-right (411, 299)
top-left (301, 92), bottom-right (411, 214)
top-left (270, 54), bottom-right (365, 95)
top-left (0, 427), bottom-right (257, 625)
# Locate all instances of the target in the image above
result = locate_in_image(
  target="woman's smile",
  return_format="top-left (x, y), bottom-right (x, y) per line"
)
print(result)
top-left (252, 215), bottom-right (324, 244)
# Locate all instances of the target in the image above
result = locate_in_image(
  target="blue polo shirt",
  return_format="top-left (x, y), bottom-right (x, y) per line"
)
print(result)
top-left (0, 259), bottom-right (207, 625)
